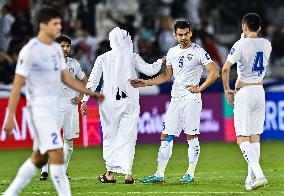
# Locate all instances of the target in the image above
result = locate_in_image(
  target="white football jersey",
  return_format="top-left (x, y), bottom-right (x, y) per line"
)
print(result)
top-left (59, 57), bottom-right (85, 109)
top-left (166, 43), bottom-right (213, 99)
top-left (227, 37), bottom-right (272, 83)
top-left (16, 38), bottom-right (66, 109)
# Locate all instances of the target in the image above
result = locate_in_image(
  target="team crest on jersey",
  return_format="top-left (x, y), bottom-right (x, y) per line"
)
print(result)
top-left (69, 67), bottom-right (74, 74)
top-left (187, 54), bottom-right (193, 60)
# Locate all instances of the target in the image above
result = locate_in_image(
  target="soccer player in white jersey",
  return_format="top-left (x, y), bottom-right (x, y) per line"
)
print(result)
top-left (222, 13), bottom-right (272, 190)
top-left (131, 21), bottom-right (219, 183)
top-left (3, 6), bottom-right (104, 196)
top-left (80, 27), bottom-right (163, 184)
top-left (40, 34), bottom-right (88, 181)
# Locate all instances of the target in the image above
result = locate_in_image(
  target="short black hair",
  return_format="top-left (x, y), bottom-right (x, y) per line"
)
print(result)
top-left (55, 34), bottom-right (71, 44)
top-left (174, 21), bottom-right (191, 33)
top-left (37, 5), bottom-right (62, 25)
top-left (242, 13), bottom-right (261, 32)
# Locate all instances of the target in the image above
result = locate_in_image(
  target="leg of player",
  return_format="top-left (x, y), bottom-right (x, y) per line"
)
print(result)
top-left (4, 151), bottom-right (48, 196)
top-left (63, 138), bottom-right (73, 177)
top-left (237, 136), bottom-right (267, 190)
top-left (140, 134), bottom-right (173, 183)
top-left (40, 163), bottom-right (49, 181)
top-left (48, 149), bottom-right (71, 196)
top-left (178, 134), bottom-right (200, 183)
top-left (245, 134), bottom-right (261, 190)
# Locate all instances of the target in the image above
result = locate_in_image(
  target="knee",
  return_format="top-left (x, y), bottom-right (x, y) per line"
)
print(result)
top-left (160, 134), bottom-right (174, 142)
top-left (187, 134), bottom-right (198, 140)
top-left (31, 152), bottom-right (48, 168)
top-left (47, 148), bottom-right (64, 164)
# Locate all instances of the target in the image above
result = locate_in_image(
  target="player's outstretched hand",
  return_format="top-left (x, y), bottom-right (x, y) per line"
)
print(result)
top-left (70, 96), bottom-right (80, 105)
top-left (4, 116), bottom-right (15, 136)
top-left (80, 102), bottom-right (88, 116)
top-left (187, 85), bottom-right (201, 93)
top-left (130, 79), bottom-right (147, 88)
top-left (225, 89), bottom-right (235, 105)
top-left (90, 92), bottom-right (105, 102)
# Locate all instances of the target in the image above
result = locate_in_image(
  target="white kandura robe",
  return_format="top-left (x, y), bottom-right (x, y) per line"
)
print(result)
top-left (82, 32), bottom-right (162, 175)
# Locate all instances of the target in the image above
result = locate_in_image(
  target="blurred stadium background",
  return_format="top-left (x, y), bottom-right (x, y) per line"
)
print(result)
top-left (0, 0), bottom-right (284, 195)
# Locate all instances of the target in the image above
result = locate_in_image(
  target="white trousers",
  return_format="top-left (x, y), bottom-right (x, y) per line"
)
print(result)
top-left (100, 98), bottom-right (139, 175)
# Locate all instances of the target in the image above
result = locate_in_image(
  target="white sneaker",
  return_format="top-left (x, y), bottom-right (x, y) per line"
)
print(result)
top-left (244, 182), bottom-right (253, 191)
top-left (252, 177), bottom-right (268, 190)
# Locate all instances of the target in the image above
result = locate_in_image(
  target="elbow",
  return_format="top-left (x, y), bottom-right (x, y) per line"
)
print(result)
top-left (214, 70), bottom-right (220, 80)
top-left (221, 67), bottom-right (229, 75)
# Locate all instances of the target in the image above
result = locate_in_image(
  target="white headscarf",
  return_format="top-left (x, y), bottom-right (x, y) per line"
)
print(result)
top-left (109, 27), bottom-right (133, 94)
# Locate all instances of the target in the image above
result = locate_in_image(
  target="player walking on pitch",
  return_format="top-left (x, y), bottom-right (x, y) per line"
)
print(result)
top-left (131, 20), bottom-right (219, 183)
top-left (3, 6), bottom-right (104, 196)
top-left (222, 13), bottom-right (271, 190)
top-left (40, 34), bottom-right (88, 181)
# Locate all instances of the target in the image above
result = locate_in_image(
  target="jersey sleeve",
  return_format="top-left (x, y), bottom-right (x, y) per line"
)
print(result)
top-left (226, 41), bottom-right (241, 64)
top-left (81, 55), bottom-right (103, 102)
top-left (74, 60), bottom-right (86, 80)
top-left (133, 54), bottom-right (162, 76)
top-left (15, 47), bottom-right (33, 77)
top-left (198, 47), bottom-right (213, 65)
top-left (166, 49), bottom-right (172, 66)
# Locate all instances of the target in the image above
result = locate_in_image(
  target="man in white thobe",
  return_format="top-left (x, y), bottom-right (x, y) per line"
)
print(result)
top-left (81, 27), bottom-right (163, 183)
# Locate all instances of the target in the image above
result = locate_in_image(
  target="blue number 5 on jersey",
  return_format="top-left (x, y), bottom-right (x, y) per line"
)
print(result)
top-left (178, 56), bottom-right (184, 68)
top-left (252, 51), bottom-right (264, 75)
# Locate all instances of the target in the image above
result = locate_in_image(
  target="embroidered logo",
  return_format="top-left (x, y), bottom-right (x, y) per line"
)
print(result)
top-left (187, 54), bottom-right (193, 60)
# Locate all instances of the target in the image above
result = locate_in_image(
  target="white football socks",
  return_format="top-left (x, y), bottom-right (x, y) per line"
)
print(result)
top-left (41, 163), bottom-right (49, 174)
top-left (186, 137), bottom-right (200, 177)
top-left (240, 141), bottom-right (264, 179)
top-left (50, 164), bottom-right (71, 196)
top-left (4, 159), bottom-right (38, 196)
top-left (246, 142), bottom-right (260, 184)
top-left (64, 139), bottom-right (73, 172)
top-left (155, 140), bottom-right (173, 177)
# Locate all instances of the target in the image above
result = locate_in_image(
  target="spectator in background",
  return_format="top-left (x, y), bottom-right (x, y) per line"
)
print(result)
top-left (96, 40), bottom-right (111, 57)
top-left (73, 43), bottom-right (91, 75)
top-left (0, 51), bottom-right (14, 84)
top-left (10, 10), bottom-right (34, 40)
top-left (0, 4), bottom-right (15, 52)
top-left (158, 16), bottom-right (177, 55)
top-left (107, 12), bottom-right (136, 40)
top-left (137, 17), bottom-right (157, 62)
top-left (73, 28), bottom-right (98, 62)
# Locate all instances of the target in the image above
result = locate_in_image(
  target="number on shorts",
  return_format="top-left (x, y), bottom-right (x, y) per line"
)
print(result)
top-left (252, 51), bottom-right (264, 75)
top-left (51, 133), bottom-right (58, 144)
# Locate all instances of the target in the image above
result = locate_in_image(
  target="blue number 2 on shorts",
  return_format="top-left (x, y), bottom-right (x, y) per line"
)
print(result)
top-left (51, 133), bottom-right (58, 145)
top-left (252, 51), bottom-right (264, 75)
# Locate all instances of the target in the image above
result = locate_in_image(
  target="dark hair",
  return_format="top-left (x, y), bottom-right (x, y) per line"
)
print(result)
top-left (242, 13), bottom-right (261, 32)
top-left (37, 5), bottom-right (62, 25)
top-left (55, 34), bottom-right (71, 44)
top-left (174, 21), bottom-right (191, 33)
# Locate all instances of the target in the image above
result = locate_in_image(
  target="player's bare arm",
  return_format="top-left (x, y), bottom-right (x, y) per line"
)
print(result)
top-left (222, 61), bottom-right (235, 105)
top-left (188, 62), bottom-right (220, 93)
top-left (62, 70), bottom-right (104, 102)
top-left (71, 76), bottom-right (88, 105)
top-left (4, 74), bottom-right (26, 135)
top-left (130, 65), bottom-right (173, 88)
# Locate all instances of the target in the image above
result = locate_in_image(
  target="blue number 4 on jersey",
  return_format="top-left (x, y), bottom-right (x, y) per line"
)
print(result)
top-left (252, 51), bottom-right (264, 76)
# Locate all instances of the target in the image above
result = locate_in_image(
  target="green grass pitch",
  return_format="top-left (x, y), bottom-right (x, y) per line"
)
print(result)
top-left (0, 141), bottom-right (284, 195)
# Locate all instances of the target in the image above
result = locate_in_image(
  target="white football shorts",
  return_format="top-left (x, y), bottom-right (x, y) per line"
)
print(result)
top-left (234, 85), bottom-right (265, 136)
top-left (163, 95), bottom-right (202, 136)
top-left (58, 105), bottom-right (80, 140)
top-left (27, 106), bottom-right (63, 155)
